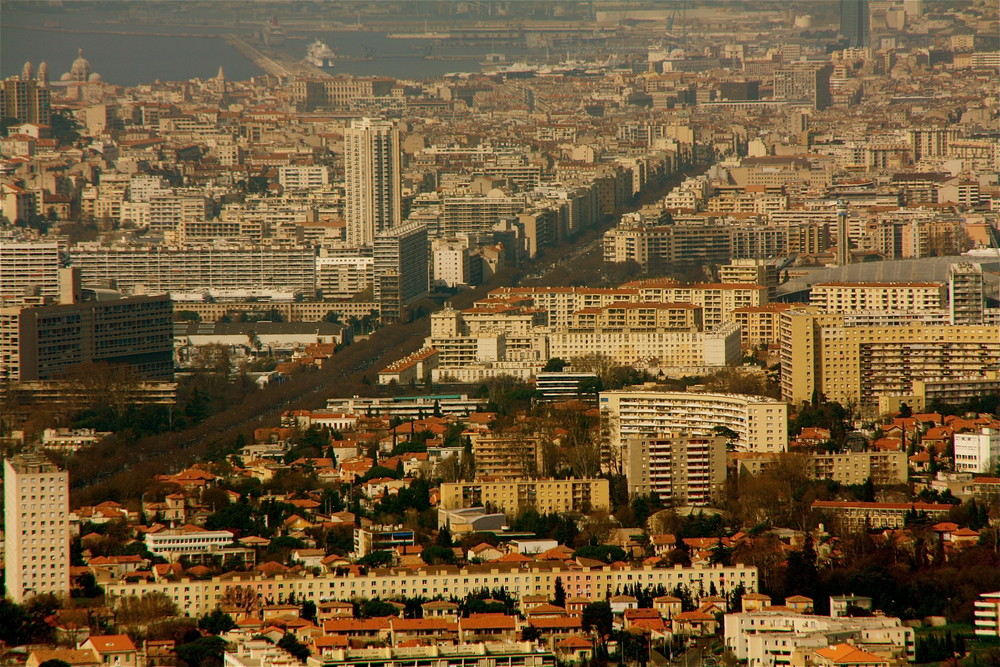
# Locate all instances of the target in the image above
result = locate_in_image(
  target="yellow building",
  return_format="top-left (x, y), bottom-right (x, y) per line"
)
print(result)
top-left (808, 282), bottom-right (946, 313)
top-left (810, 450), bottom-right (907, 486)
top-left (104, 561), bottom-right (759, 618)
top-left (439, 478), bottom-right (610, 515)
top-left (779, 310), bottom-right (1000, 412)
top-left (471, 434), bottom-right (541, 479)
top-left (733, 303), bottom-right (794, 347)
top-left (624, 434), bottom-right (727, 505)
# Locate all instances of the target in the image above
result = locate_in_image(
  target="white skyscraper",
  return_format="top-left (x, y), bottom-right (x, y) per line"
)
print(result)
top-left (4, 454), bottom-right (70, 603)
top-left (345, 118), bottom-right (402, 247)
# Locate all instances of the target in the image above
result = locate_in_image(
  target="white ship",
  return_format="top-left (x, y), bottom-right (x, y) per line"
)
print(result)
top-left (306, 40), bottom-right (337, 68)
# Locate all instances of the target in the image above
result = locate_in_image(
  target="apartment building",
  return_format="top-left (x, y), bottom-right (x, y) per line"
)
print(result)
top-left (725, 610), bottom-right (915, 666)
top-left (949, 262), bottom-right (985, 324)
top-left (567, 302), bottom-right (702, 331)
top-left (953, 429), bottom-right (1000, 474)
top-left (719, 259), bottom-right (779, 299)
top-left (345, 118), bottom-right (402, 247)
top-left (3, 454), bottom-right (70, 603)
top-left (148, 193), bottom-right (212, 232)
top-left (732, 303), bottom-right (794, 347)
top-left (975, 592), bottom-right (1000, 638)
top-left (439, 478), bottom-right (610, 515)
top-left (354, 525), bottom-right (416, 558)
top-left (534, 371), bottom-right (600, 404)
top-left (373, 222), bottom-right (429, 320)
top-left (69, 243), bottom-right (318, 296)
top-left (808, 282), bottom-right (946, 313)
top-left (810, 500), bottom-right (953, 531)
top-left (0, 294), bottom-right (174, 384)
top-left (623, 280), bottom-right (768, 329)
top-left (288, 643), bottom-right (556, 667)
top-left (432, 237), bottom-right (473, 288)
top-left (0, 237), bottom-right (65, 304)
top-left (490, 282), bottom-right (767, 329)
top-left (317, 254), bottom-right (374, 299)
top-left (278, 165), bottom-right (330, 190)
top-left (441, 195), bottom-right (526, 237)
top-left (104, 561), bottom-right (759, 618)
top-left (779, 310), bottom-right (1000, 410)
top-left (144, 527), bottom-right (236, 560)
top-left (1, 73), bottom-right (52, 125)
top-left (290, 77), bottom-right (395, 109)
top-left (471, 434), bottom-right (541, 479)
top-left (810, 450), bottom-right (908, 485)
top-left (324, 394), bottom-right (486, 419)
top-left (547, 322), bottom-right (741, 368)
top-left (600, 388), bottom-right (788, 454)
top-left (623, 434), bottom-right (727, 505)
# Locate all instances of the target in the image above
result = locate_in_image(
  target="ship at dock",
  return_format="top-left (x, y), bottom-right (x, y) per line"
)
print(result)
top-left (306, 39), bottom-right (336, 69)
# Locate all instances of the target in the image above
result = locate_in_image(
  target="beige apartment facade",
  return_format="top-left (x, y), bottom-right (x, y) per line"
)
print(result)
top-left (104, 561), bottom-right (759, 618)
top-left (439, 478), bottom-right (610, 515)
top-left (624, 434), bottom-right (727, 505)
top-left (808, 282), bottom-right (946, 313)
top-left (601, 388), bottom-right (788, 454)
top-left (779, 310), bottom-right (1000, 411)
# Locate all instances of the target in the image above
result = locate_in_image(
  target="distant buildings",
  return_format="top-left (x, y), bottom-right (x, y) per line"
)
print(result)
top-left (4, 454), bottom-right (70, 603)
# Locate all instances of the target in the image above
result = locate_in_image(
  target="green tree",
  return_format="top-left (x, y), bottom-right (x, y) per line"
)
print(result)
top-left (553, 577), bottom-right (566, 608)
top-left (358, 551), bottom-right (395, 568)
top-left (176, 636), bottom-right (227, 667)
top-left (199, 609), bottom-right (236, 635)
top-left (542, 357), bottom-right (568, 372)
top-left (277, 633), bottom-right (310, 661)
top-left (582, 601), bottom-right (614, 639)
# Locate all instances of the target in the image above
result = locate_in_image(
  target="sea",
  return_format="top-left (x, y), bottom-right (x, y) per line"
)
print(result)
top-left (1, 6), bottom-right (487, 86)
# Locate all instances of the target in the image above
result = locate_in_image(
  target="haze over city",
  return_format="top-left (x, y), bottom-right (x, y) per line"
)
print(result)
top-left (1, 2), bottom-right (999, 666)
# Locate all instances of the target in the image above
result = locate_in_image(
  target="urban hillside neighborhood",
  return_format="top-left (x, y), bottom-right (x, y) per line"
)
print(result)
top-left (2, 0), bottom-right (1000, 666)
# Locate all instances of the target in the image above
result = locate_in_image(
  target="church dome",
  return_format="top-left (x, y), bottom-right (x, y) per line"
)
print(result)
top-left (70, 48), bottom-right (91, 81)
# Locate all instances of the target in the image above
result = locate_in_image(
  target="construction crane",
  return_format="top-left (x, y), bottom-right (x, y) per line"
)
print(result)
top-left (665, 0), bottom-right (690, 50)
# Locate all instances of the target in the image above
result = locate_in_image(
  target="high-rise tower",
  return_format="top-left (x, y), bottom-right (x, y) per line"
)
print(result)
top-left (345, 118), bottom-right (402, 247)
top-left (4, 454), bottom-right (70, 603)
top-left (835, 199), bottom-right (851, 266)
top-left (840, 0), bottom-right (870, 48)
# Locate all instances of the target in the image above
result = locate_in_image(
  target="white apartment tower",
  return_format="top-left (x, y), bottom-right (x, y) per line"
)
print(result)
top-left (954, 428), bottom-right (1000, 474)
top-left (4, 454), bottom-right (70, 603)
top-left (949, 262), bottom-right (984, 325)
top-left (345, 118), bottom-right (402, 247)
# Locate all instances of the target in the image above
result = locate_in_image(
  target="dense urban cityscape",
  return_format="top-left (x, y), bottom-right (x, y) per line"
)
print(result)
top-left (1, 1), bottom-right (999, 666)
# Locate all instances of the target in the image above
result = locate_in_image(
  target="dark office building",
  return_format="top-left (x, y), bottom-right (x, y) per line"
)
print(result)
top-left (840, 0), bottom-right (870, 48)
